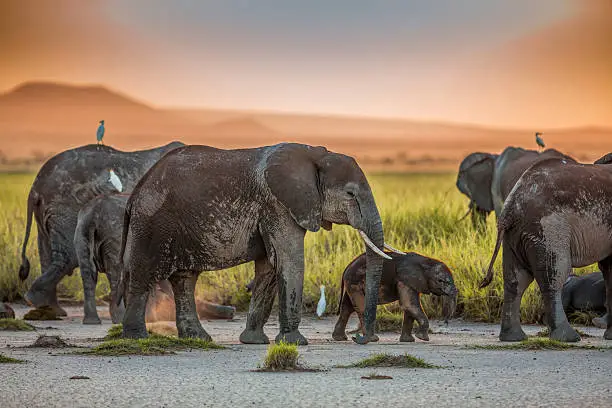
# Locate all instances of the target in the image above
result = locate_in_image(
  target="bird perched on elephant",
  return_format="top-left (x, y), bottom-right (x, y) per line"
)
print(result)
top-left (480, 155), bottom-right (612, 342)
top-left (119, 143), bottom-right (399, 345)
top-left (332, 251), bottom-right (457, 343)
top-left (18, 142), bottom-right (185, 316)
top-left (456, 147), bottom-right (574, 230)
top-left (563, 272), bottom-right (608, 328)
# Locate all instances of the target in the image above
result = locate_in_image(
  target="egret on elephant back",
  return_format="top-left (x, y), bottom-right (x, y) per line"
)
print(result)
top-left (535, 132), bottom-right (545, 151)
top-left (97, 120), bottom-right (105, 146)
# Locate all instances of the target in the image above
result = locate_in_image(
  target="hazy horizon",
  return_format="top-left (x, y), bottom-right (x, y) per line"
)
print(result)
top-left (2, 0), bottom-right (611, 128)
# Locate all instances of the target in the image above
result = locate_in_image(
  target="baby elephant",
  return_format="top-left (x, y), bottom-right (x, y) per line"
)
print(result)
top-left (332, 252), bottom-right (457, 342)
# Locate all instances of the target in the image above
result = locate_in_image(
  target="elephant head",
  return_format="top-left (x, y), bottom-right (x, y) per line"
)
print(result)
top-left (456, 152), bottom-right (498, 230)
top-left (264, 144), bottom-right (394, 343)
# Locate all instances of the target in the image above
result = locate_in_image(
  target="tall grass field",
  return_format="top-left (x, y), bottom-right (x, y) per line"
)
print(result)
top-left (0, 172), bottom-right (598, 323)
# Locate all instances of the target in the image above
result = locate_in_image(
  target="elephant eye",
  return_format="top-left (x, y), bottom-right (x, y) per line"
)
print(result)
top-left (345, 190), bottom-right (356, 198)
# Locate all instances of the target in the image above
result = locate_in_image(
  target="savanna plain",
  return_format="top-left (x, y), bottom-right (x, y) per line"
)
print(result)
top-left (1, 171), bottom-right (611, 408)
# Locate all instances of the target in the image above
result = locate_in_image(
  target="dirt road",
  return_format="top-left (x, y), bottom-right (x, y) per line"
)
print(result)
top-left (1, 305), bottom-right (611, 408)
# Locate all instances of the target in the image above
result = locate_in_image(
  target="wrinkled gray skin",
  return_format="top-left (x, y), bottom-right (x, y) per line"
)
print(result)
top-left (120, 143), bottom-right (386, 345)
top-left (481, 155), bottom-right (612, 342)
top-left (332, 252), bottom-right (457, 343)
top-left (75, 194), bottom-right (130, 324)
top-left (562, 272), bottom-right (608, 328)
top-left (18, 142), bottom-right (184, 315)
top-left (75, 193), bottom-right (178, 324)
top-left (456, 148), bottom-right (572, 230)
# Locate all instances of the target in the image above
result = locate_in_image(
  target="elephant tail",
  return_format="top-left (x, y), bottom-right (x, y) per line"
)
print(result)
top-left (18, 191), bottom-right (36, 281)
top-left (116, 199), bottom-right (133, 307)
top-left (479, 224), bottom-right (503, 289)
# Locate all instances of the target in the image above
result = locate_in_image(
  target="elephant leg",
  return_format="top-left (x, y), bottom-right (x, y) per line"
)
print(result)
top-left (533, 249), bottom-right (579, 343)
top-left (240, 258), bottom-right (277, 344)
top-left (598, 256), bottom-right (612, 340)
top-left (398, 284), bottom-right (429, 341)
top-left (350, 290), bottom-right (379, 342)
top-left (400, 311), bottom-right (415, 342)
top-left (275, 254), bottom-right (307, 345)
top-left (26, 240), bottom-right (74, 316)
top-left (332, 292), bottom-right (354, 341)
top-left (108, 269), bottom-right (125, 324)
top-left (170, 273), bottom-right (211, 341)
top-left (122, 287), bottom-right (150, 339)
top-left (81, 269), bottom-right (101, 324)
top-left (500, 247), bottom-right (533, 342)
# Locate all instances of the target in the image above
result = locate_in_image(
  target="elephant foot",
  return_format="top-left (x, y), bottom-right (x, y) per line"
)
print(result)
top-left (177, 323), bottom-right (212, 341)
top-left (414, 329), bottom-right (430, 341)
top-left (332, 331), bottom-right (348, 341)
top-left (549, 324), bottom-right (580, 343)
top-left (122, 323), bottom-right (149, 339)
top-left (499, 326), bottom-right (528, 342)
top-left (275, 330), bottom-right (308, 346)
top-left (603, 328), bottom-right (612, 340)
top-left (399, 334), bottom-right (415, 342)
top-left (239, 328), bottom-right (270, 344)
top-left (24, 289), bottom-right (67, 316)
top-left (82, 316), bottom-right (102, 325)
top-left (592, 315), bottom-right (607, 329)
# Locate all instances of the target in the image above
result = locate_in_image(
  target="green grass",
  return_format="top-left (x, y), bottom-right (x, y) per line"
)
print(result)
top-left (337, 353), bottom-right (440, 369)
top-left (82, 334), bottom-right (224, 356)
top-left (470, 337), bottom-right (604, 351)
top-left (534, 327), bottom-right (593, 338)
top-left (105, 324), bottom-right (124, 340)
top-left (261, 341), bottom-right (300, 371)
top-left (0, 353), bottom-right (25, 364)
top-left (0, 172), bottom-right (600, 323)
top-left (0, 318), bottom-right (35, 331)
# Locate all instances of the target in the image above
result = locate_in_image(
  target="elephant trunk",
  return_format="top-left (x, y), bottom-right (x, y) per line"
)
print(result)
top-left (353, 206), bottom-right (385, 345)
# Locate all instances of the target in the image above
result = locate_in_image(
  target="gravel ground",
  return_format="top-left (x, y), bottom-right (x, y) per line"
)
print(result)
top-left (1, 304), bottom-right (611, 408)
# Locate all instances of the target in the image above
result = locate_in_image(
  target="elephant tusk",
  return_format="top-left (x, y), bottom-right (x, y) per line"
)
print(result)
top-left (383, 243), bottom-right (406, 255)
top-left (359, 230), bottom-right (392, 259)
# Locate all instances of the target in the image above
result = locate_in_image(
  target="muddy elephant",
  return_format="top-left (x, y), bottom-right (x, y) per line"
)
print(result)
top-left (456, 148), bottom-right (573, 230)
top-left (480, 155), bottom-right (612, 342)
top-left (563, 272), bottom-right (608, 328)
top-left (332, 251), bottom-right (457, 342)
top-left (74, 193), bottom-right (129, 324)
top-left (119, 143), bottom-right (397, 345)
top-left (75, 193), bottom-right (231, 324)
top-left (18, 142), bottom-right (184, 315)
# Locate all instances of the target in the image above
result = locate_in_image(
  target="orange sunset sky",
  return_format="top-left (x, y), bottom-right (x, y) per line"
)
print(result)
top-left (2, 0), bottom-right (611, 129)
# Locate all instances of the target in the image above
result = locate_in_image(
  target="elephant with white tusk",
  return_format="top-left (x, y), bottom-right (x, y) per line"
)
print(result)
top-left (119, 143), bottom-right (399, 345)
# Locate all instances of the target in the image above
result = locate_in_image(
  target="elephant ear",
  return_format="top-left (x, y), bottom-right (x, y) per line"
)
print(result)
top-left (264, 144), bottom-right (328, 232)
top-left (458, 153), bottom-right (495, 212)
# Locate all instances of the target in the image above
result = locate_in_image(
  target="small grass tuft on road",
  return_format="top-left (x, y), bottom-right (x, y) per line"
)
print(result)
top-left (337, 353), bottom-right (440, 369)
top-left (23, 306), bottom-right (61, 321)
top-left (262, 341), bottom-right (300, 371)
top-left (0, 318), bottom-right (35, 331)
top-left (0, 353), bottom-right (25, 363)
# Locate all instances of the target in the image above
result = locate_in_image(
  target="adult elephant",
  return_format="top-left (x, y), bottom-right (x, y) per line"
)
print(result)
top-left (119, 143), bottom-right (397, 345)
top-left (456, 148), bottom-right (572, 230)
top-left (480, 155), bottom-right (612, 342)
top-left (18, 142), bottom-right (184, 315)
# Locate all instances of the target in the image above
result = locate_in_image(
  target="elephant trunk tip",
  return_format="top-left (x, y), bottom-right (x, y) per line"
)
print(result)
top-left (351, 333), bottom-right (369, 345)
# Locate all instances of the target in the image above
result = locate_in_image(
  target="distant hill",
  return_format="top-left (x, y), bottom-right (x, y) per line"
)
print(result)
top-left (1, 81), bottom-right (612, 170)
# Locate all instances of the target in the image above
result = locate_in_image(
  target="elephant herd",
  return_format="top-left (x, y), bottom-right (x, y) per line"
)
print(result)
top-left (15, 142), bottom-right (612, 345)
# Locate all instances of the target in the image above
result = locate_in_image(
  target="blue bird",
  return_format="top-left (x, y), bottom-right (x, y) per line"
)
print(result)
top-left (535, 132), bottom-right (545, 151)
top-left (97, 120), bottom-right (105, 146)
